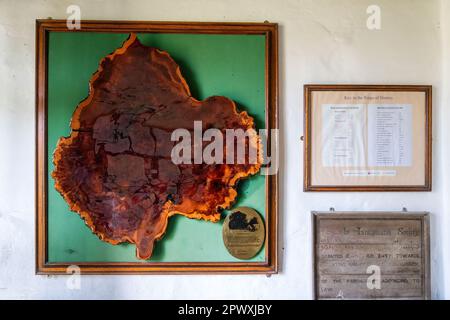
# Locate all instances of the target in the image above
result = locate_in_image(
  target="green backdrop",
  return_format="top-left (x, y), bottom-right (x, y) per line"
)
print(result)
top-left (47, 32), bottom-right (266, 263)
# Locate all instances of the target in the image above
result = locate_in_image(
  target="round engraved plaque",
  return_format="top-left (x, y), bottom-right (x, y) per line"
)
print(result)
top-left (222, 207), bottom-right (265, 260)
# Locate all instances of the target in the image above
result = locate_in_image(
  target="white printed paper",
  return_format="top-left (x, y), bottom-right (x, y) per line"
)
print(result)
top-left (342, 170), bottom-right (397, 177)
top-left (368, 104), bottom-right (412, 167)
top-left (322, 104), bottom-right (365, 167)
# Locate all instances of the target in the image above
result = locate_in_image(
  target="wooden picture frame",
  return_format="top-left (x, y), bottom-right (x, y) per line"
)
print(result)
top-left (36, 20), bottom-right (278, 274)
top-left (304, 85), bottom-right (432, 192)
top-left (313, 211), bottom-right (431, 300)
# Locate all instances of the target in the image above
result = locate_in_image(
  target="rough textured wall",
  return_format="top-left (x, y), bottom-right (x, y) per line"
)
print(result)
top-left (0, 0), bottom-right (448, 299)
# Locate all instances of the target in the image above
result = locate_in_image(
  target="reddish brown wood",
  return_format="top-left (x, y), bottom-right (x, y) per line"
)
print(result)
top-left (51, 34), bottom-right (261, 260)
top-left (36, 20), bottom-right (278, 274)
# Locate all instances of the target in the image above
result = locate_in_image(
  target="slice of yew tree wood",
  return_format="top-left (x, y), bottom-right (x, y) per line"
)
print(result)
top-left (52, 33), bottom-right (262, 260)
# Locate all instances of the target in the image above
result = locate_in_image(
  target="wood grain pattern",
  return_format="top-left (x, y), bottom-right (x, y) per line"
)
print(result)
top-left (36, 20), bottom-right (278, 274)
top-left (51, 33), bottom-right (262, 260)
top-left (303, 84), bottom-right (432, 192)
top-left (313, 212), bottom-right (430, 300)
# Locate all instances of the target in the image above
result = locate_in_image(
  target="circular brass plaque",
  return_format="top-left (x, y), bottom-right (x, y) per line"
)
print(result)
top-left (222, 207), bottom-right (265, 260)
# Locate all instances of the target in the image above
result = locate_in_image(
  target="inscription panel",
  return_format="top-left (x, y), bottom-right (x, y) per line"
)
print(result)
top-left (313, 212), bottom-right (430, 300)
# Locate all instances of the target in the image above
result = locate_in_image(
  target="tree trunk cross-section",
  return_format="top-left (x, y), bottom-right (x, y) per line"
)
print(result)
top-left (52, 34), bottom-right (262, 260)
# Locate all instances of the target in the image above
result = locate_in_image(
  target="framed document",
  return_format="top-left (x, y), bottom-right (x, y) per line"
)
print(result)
top-left (313, 212), bottom-right (431, 300)
top-left (304, 85), bottom-right (432, 191)
top-left (36, 20), bottom-right (278, 274)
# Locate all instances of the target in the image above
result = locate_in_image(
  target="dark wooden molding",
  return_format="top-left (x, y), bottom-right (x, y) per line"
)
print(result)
top-left (35, 20), bottom-right (278, 275)
top-left (303, 84), bottom-right (432, 192)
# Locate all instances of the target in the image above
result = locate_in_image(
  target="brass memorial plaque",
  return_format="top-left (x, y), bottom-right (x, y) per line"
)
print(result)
top-left (313, 212), bottom-right (430, 300)
top-left (223, 207), bottom-right (265, 260)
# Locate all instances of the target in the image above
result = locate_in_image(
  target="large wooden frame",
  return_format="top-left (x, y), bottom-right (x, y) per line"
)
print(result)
top-left (36, 20), bottom-right (278, 274)
top-left (304, 85), bottom-right (432, 192)
top-left (313, 212), bottom-right (431, 300)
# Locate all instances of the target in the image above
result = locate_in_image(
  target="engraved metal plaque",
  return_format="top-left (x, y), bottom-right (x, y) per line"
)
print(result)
top-left (223, 207), bottom-right (265, 260)
top-left (313, 212), bottom-right (430, 300)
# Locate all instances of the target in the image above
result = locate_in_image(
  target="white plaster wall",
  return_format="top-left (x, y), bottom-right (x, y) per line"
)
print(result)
top-left (0, 0), bottom-right (449, 299)
top-left (439, 0), bottom-right (450, 299)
